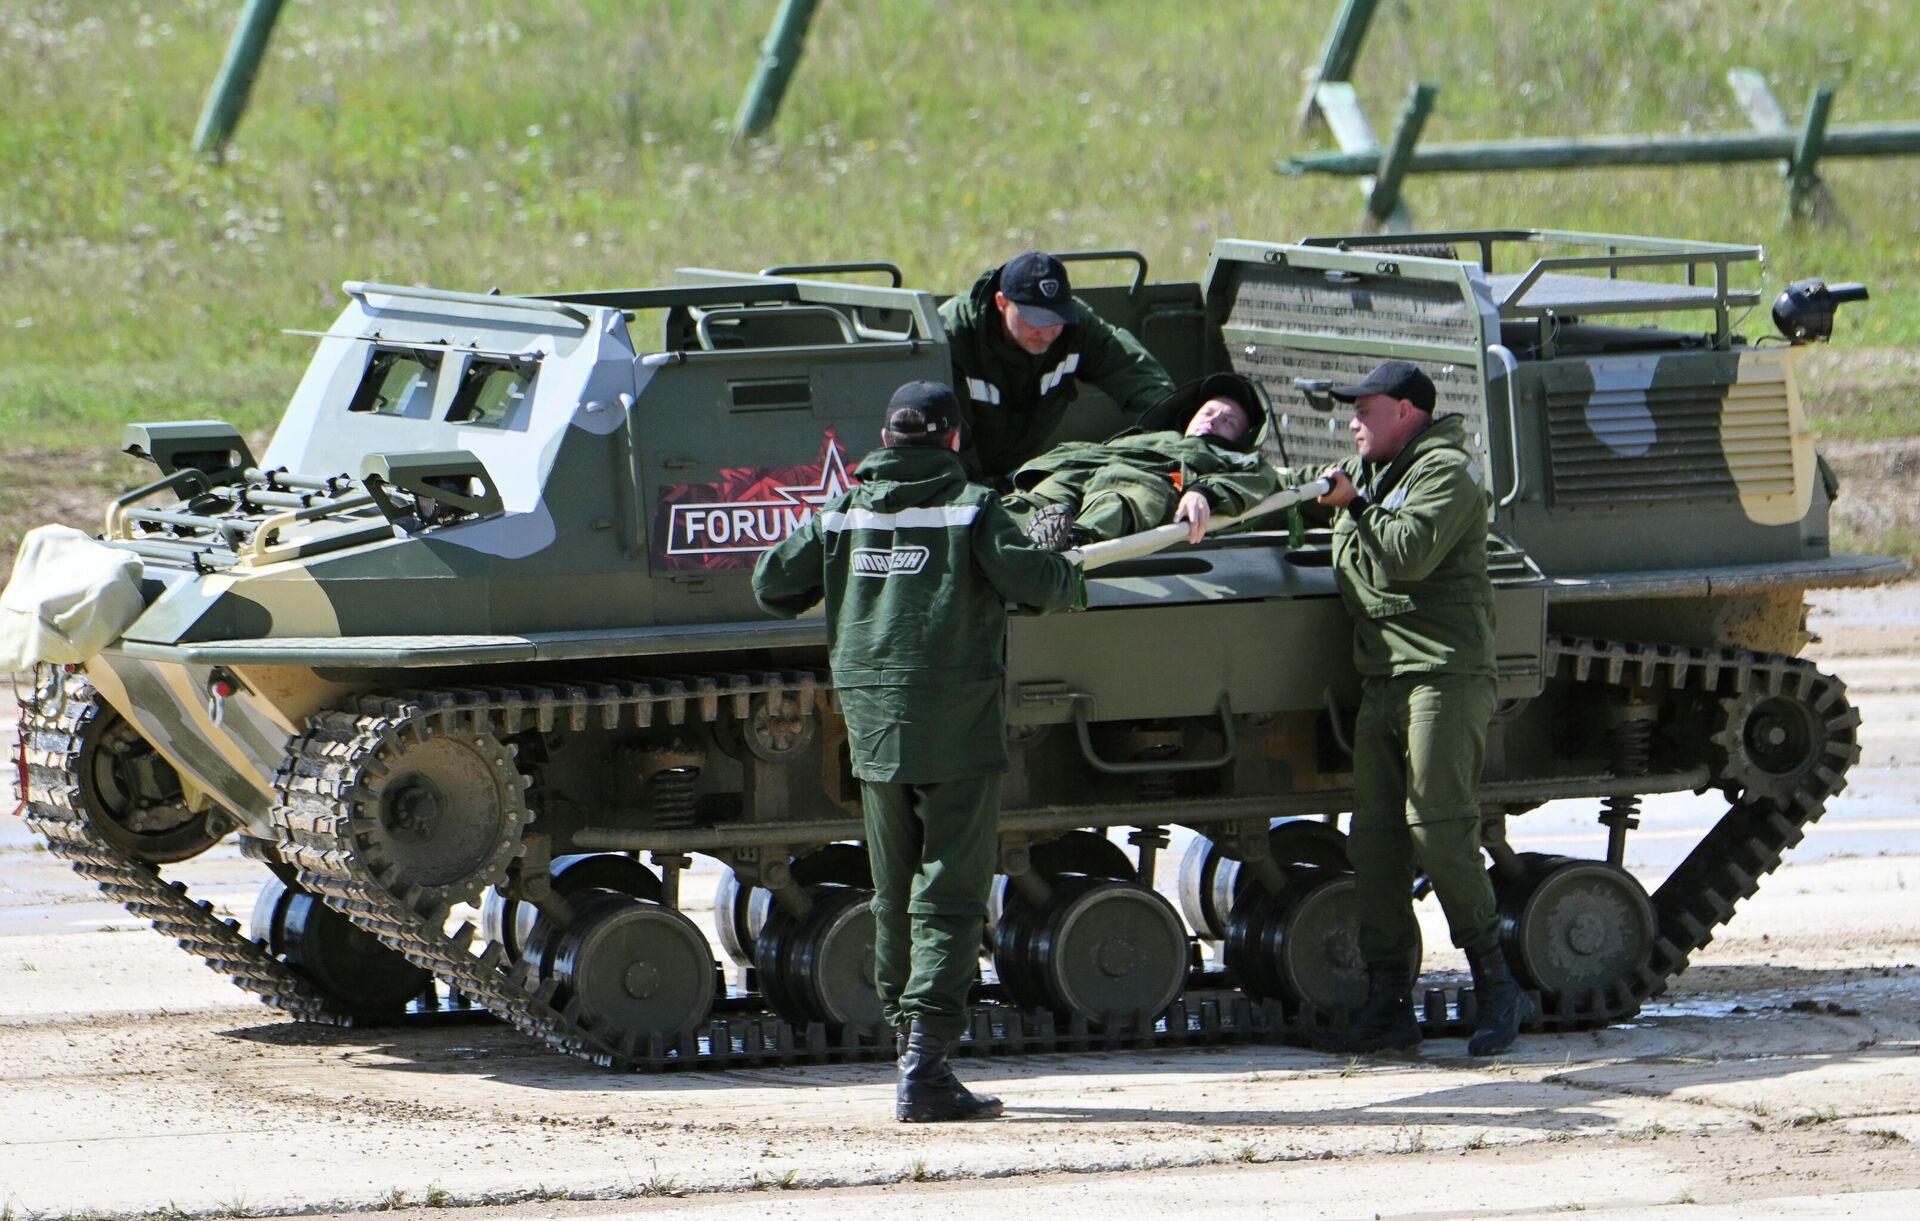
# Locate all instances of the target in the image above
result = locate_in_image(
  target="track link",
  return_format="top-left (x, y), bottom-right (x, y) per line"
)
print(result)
top-left (16, 673), bottom-right (353, 1025)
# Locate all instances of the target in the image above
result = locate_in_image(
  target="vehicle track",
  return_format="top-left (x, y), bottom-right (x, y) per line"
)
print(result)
top-left (15, 633), bottom-right (1859, 1068)
top-left (18, 675), bottom-right (354, 1026)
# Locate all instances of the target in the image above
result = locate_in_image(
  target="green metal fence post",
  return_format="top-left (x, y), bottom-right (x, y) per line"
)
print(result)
top-left (1277, 121), bottom-right (1920, 176)
top-left (733, 0), bottom-right (822, 142)
top-left (1298, 0), bottom-right (1380, 131)
top-left (1788, 87), bottom-right (1835, 221)
top-left (191, 0), bottom-right (286, 159)
top-left (1367, 84), bottom-right (1437, 229)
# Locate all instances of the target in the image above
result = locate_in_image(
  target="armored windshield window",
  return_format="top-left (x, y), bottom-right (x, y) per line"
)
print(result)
top-left (348, 349), bottom-right (440, 417)
top-left (447, 359), bottom-right (535, 428)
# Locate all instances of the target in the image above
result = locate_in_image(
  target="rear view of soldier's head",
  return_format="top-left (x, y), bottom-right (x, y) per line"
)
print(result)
top-left (882, 380), bottom-right (963, 450)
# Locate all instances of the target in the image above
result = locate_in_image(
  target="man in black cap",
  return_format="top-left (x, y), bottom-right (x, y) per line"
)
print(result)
top-left (752, 380), bottom-right (1080, 1121)
top-left (1309, 359), bottom-right (1534, 1058)
top-left (939, 251), bottom-right (1175, 480)
top-left (1007, 372), bottom-right (1279, 549)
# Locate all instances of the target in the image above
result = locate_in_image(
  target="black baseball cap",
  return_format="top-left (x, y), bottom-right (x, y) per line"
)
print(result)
top-left (885, 380), bottom-right (959, 436)
top-left (1330, 359), bottom-right (1435, 412)
top-left (998, 251), bottom-right (1078, 328)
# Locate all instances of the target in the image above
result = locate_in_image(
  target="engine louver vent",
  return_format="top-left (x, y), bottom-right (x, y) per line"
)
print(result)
top-left (1545, 377), bottom-right (1796, 506)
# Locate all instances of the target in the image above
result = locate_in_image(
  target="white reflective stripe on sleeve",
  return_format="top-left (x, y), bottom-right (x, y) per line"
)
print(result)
top-left (965, 377), bottom-right (1002, 405)
top-left (818, 504), bottom-right (981, 533)
top-left (1037, 351), bottom-right (1081, 395)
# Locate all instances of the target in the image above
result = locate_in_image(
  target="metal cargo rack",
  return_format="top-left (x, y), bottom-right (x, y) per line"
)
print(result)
top-left (1300, 229), bottom-right (1763, 340)
top-left (102, 465), bottom-right (390, 571)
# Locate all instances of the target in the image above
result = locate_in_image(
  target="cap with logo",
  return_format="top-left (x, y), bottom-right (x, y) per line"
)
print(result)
top-left (998, 251), bottom-right (1078, 329)
top-left (1329, 359), bottom-right (1436, 413)
top-left (885, 379), bottom-right (960, 436)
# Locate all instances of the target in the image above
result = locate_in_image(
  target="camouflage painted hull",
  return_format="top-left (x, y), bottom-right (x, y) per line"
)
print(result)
top-left (8, 232), bottom-right (1902, 1069)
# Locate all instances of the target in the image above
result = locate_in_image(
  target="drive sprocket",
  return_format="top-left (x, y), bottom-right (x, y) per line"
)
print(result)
top-left (324, 715), bottom-right (535, 915)
top-left (1708, 664), bottom-right (1859, 813)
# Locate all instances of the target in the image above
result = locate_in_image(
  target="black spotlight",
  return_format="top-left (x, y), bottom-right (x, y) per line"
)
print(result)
top-left (1772, 279), bottom-right (1870, 344)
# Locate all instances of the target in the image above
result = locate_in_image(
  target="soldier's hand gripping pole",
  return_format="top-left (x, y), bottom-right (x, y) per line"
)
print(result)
top-left (1065, 477), bottom-right (1333, 572)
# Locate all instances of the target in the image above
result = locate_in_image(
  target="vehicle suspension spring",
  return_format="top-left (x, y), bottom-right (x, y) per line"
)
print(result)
top-left (646, 766), bottom-right (701, 831)
top-left (1130, 733), bottom-right (1184, 804)
top-left (1599, 699), bottom-right (1656, 866)
top-left (1135, 770), bottom-right (1177, 803)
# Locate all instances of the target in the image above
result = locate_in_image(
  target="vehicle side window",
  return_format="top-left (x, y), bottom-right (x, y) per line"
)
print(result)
top-left (447, 359), bottom-right (535, 428)
top-left (348, 349), bottom-right (440, 417)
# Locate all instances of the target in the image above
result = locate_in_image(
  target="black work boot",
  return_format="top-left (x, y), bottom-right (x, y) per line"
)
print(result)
top-left (1465, 941), bottom-right (1537, 1056)
top-left (1314, 966), bottom-right (1421, 1055)
top-left (896, 1019), bottom-right (1003, 1122)
top-left (1023, 503), bottom-right (1074, 552)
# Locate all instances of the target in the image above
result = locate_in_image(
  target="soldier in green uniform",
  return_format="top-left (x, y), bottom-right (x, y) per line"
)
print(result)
top-left (1310, 360), bottom-right (1535, 1057)
top-left (752, 380), bottom-right (1080, 1121)
top-left (1007, 372), bottom-right (1279, 549)
top-left (941, 251), bottom-right (1175, 480)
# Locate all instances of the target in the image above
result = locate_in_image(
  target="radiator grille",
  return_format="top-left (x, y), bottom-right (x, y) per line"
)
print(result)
top-left (1545, 376), bottom-right (1795, 505)
top-left (1221, 263), bottom-right (1492, 476)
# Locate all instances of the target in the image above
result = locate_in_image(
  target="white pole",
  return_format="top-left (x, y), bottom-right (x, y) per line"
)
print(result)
top-left (1066, 476), bottom-right (1333, 572)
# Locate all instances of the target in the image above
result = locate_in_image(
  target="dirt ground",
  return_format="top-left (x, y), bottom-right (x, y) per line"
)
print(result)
top-left (1, 583), bottom-right (1916, 1221)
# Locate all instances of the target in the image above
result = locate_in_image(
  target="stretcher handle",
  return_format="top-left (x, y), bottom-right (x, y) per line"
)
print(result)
top-left (1066, 476), bottom-right (1333, 572)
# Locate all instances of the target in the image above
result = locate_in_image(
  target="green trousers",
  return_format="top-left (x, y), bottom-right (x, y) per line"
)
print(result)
top-left (1009, 464), bottom-right (1176, 543)
top-left (1349, 672), bottom-right (1500, 969)
top-left (862, 774), bottom-right (1000, 1042)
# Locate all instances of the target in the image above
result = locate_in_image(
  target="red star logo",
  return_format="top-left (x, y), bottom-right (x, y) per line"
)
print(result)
top-left (660, 431), bottom-right (857, 563)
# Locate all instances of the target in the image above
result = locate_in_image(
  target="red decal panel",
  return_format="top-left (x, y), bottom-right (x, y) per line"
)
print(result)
top-left (652, 432), bottom-right (854, 571)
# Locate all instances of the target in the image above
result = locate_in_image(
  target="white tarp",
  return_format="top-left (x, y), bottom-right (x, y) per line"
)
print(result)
top-left (0, 526), bottom-right (146, 671)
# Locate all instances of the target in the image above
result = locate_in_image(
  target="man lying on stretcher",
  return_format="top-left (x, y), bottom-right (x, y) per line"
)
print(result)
top-left (1005, 372), bottom-right (1280, 551)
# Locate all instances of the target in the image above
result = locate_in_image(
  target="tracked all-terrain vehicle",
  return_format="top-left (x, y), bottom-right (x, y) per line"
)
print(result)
top-left (10, 231), bottom-right (1898, 1069)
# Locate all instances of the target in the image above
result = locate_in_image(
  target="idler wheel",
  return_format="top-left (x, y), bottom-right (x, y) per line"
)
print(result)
top-left (536, 889), bottom-right (716, 1044)
top-left (994, 877), bottom-right (1186, 1027)
top-left (76, 698), bottom-right (223, 865)
top-left (714, 842), bottom-right (870, 969)
top-left (1224, 866), bottom-right (1417, 1014)
top-left (754, 885), bottom-right (883, 1031)
top-left (481, 853), bottom-right (662, 962)
top-left (1179, 820), bottom-right (1350, 941)
top-left (1499, 855), bottom-right (1654, 1014)
top-left (249, 877), bottom-right (432, 1019)
top-left (352, 724), bottom-right (533, 915)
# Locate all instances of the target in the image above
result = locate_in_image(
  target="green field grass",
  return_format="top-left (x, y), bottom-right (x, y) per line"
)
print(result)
top-left (2, 0), bottom-right (1917, 453)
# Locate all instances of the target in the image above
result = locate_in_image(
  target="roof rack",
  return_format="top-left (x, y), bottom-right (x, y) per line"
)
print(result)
top-left (1300, 228), bottom-right (1764, 345)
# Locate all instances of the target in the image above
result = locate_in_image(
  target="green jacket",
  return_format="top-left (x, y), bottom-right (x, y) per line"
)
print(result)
top-left (1011, 429), bottom-right (1279, 516)
top-left (1329, 414), bottom-right (1496, 678)
top-left (752, 445), bottom-right (1079, 783)
top-left (940, 268), bottom-right (1174, 478)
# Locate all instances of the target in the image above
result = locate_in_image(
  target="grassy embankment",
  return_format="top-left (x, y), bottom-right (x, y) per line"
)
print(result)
top-left (2, 0), bottom-right (1917, 558)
